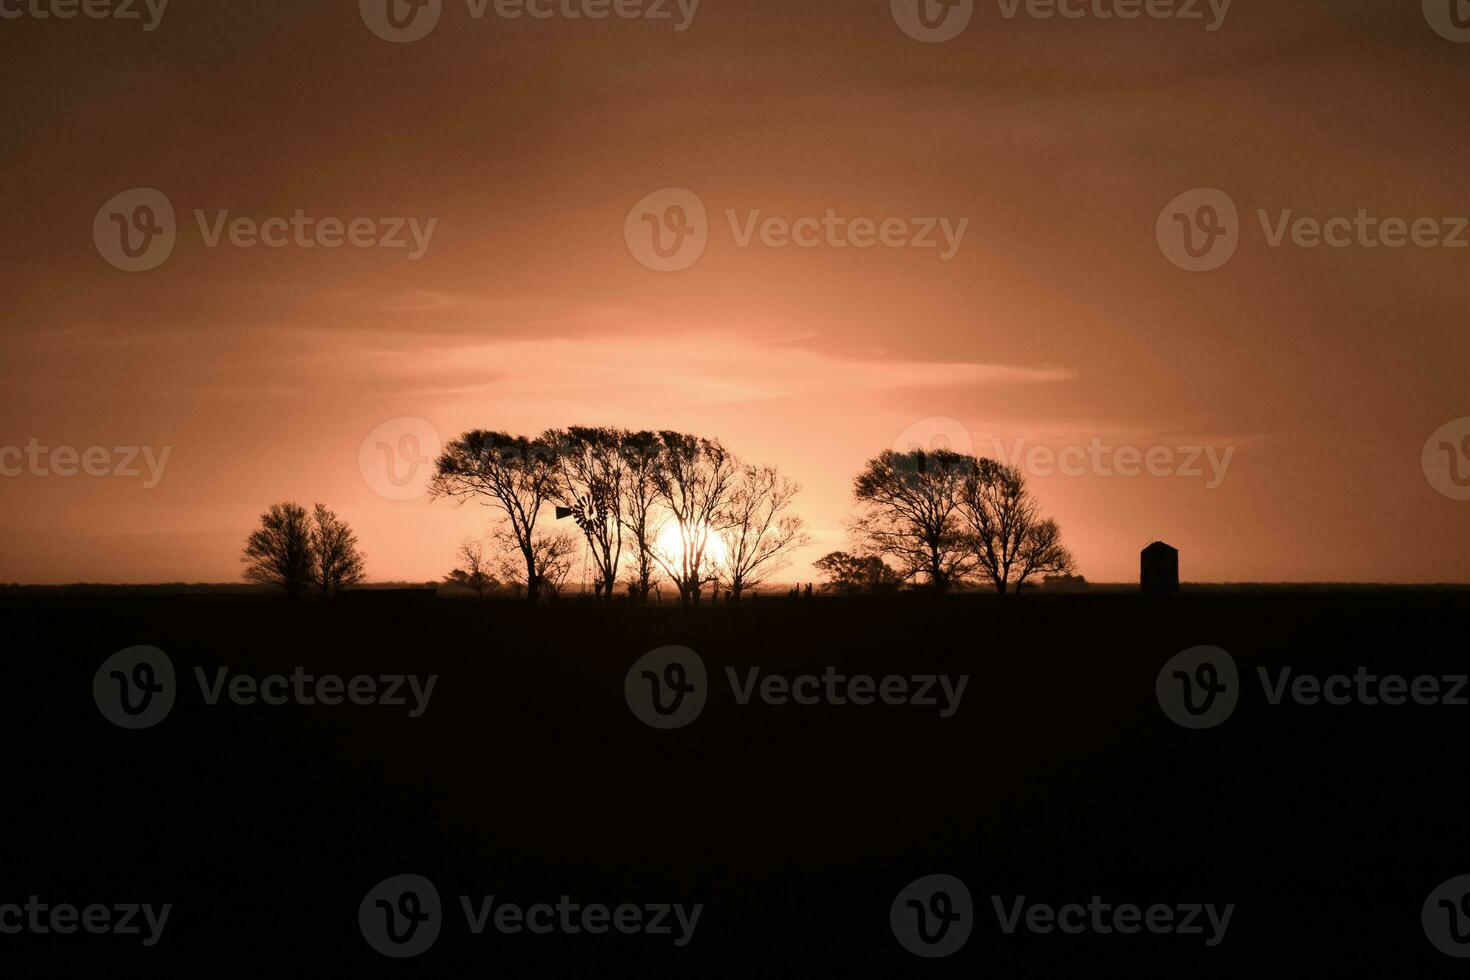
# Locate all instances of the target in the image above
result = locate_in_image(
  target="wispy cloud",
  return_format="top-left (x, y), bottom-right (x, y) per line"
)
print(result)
top-left (349, 333), bottom-right (1075, 410)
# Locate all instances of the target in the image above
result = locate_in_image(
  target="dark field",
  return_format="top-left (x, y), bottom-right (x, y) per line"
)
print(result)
top-left (4, 590), bottom-right (1469, 977)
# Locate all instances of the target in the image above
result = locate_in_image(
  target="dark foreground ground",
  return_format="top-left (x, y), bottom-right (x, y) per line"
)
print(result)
top-left (4, 590), bottom-right (1469, 977)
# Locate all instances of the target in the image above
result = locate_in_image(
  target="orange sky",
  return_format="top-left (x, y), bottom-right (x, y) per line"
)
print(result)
top-left (1, 0), bottom-right (1467, 584)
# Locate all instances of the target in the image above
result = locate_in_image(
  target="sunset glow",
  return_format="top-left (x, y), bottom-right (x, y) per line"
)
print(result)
top-left (655, 521), bottom-right (728, 571)
top-left (1, 2), bottom-right (1467, 587)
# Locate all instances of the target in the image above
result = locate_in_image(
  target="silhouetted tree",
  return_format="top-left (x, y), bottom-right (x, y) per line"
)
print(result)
top-left (490, 526), bottom-right (579, 600)
top-left (552, 426), bottom-right (626, 601)
top-left (814, 551), bottom-right (905, 594)
top-left (716, 463), bottom-right (811, 601)
top-left (430, 431), bottom-right (564, 602)
top-left (850, 449), bottom-right (975, 592)
top-left (617, 430), bottom-right (663, 603)
top-left (310, 503), bottom-right (366, 596)
top-left (1012, 518), bottom-right (1074, 594)
top-left (241, 502), bottom-right (314, 598)
top-left (651, 432), bottom-right (738, 605)
top-left (445, 536), bottom-right (497, 599)
top-left (959, 459), bottom-right (1075, 594)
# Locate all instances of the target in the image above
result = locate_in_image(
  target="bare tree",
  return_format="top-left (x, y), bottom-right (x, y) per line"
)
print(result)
top-left (445, 536), bottom-right (497, 599)
top-left (310, 504), bottom-right (366, 596)
top-left (430, 430), bottom-right (564, 602)
top-left (533, 528), bottom-right (581, 598)
top-left (716, 464), bottom-right (811, 601)
top-left (552, 426), bottom-right (626, 601)
top-left (490, 526), bottom-right (579, 600)
top-left (959, 459), bottom-right (1075, 594)
top-left (850, 449), bottom-right (975, 592)
top-left (617, 430), bottom-right (663, 602)
top-left (1013, 518), bottom-right (1074, 594)
top-left (651, 432), bottom-right (738, 605)
top-left (241, 502), bottom-right (314, 598)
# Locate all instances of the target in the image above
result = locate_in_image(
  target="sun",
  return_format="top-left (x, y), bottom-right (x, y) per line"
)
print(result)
top-left (655, 521), bottom-right (729, 567)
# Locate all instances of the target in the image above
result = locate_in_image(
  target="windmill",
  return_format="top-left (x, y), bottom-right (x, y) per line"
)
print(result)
top-left (556, 496), bottom-right (607, 597)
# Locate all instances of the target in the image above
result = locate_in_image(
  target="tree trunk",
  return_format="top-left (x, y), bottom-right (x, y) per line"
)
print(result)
top-left (929, 549), bottom-right (946, 593)
top-left (523, 550), bottom-right (540, 602)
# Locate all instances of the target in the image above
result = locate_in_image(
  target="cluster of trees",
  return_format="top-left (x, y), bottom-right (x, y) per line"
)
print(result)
top-left (240, 502), bottom-right (366, 598)
top-left (823, 448), bottom-right (1075, 595)
top-left (235, 439), bottom-right (1075, 602)
top-left (432, 427), bottom-right (810, 605)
